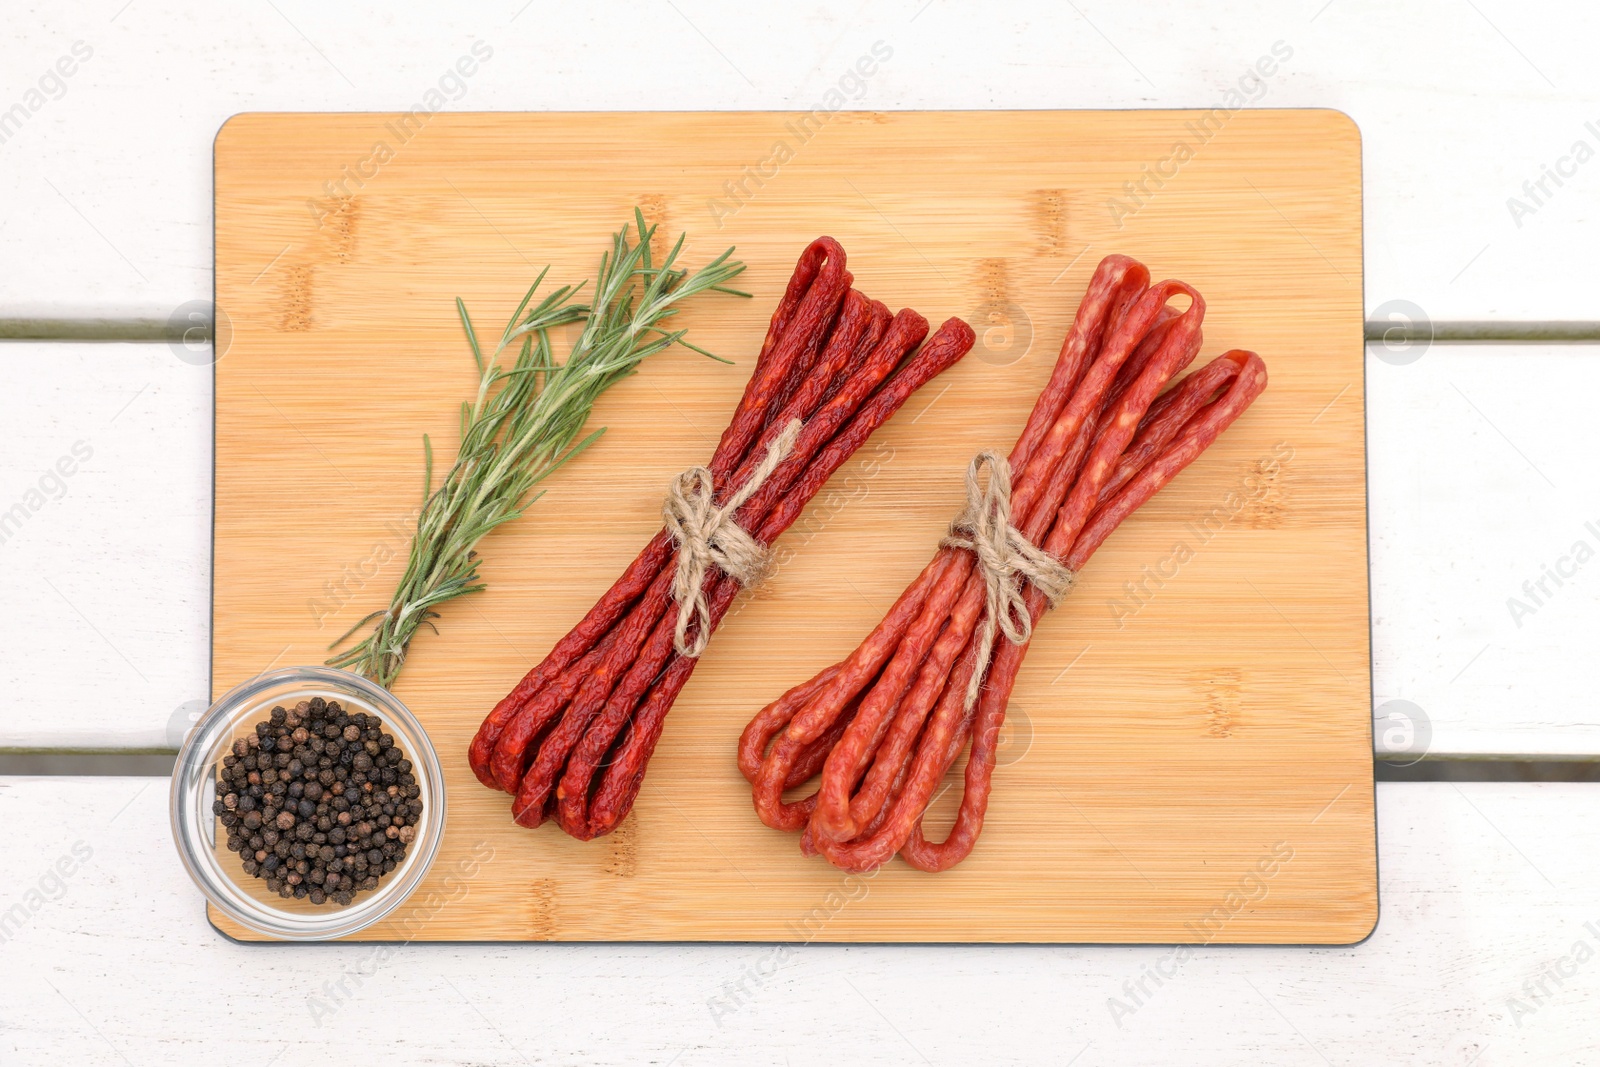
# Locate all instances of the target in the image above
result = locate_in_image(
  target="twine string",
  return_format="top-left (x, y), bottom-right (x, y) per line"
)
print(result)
top-left (663, 419), bottom-right (803, 657)
top-left (941, 450), bottom-right (1076, 710)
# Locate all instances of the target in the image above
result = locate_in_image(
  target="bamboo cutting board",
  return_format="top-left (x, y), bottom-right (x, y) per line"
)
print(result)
top-left (212, 110), bottom-right (1372, 943)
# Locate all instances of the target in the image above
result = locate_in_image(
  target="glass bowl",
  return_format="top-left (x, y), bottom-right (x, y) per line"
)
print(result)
top-left (170, 666), bottom-right (446, 940)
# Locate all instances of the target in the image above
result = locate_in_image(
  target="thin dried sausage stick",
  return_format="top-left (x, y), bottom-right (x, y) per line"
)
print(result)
top-left (1066, 352), bottom-right (1268, 568)
top-left (1009, 256), bottom-right (1149, 474)
top-left (753, 318), bottom-right (973, 539)
top-left (468, 534), bottom-right (665, 788)
top-left (750, 555), bottom-right (946, 828)
top-left (807, 638), bottom-right (983, 871)
top-left (709, 239), bottom-right (850, 485)
top-left (738, 664), bottom-right (842, 782)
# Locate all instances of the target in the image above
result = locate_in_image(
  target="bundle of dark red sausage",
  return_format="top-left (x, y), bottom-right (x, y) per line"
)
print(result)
top-left (469, 237), bottom-right (978, 839)
top-left (739, 253), bottom-right (1267, 872)
top-left (471, 240), bottom-right (1267, 872)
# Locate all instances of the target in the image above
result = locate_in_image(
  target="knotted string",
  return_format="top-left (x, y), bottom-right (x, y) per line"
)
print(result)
top-left (941, 450), bottom-right (1076, 709)
top-left (663, 419), bottom-right (803, 657)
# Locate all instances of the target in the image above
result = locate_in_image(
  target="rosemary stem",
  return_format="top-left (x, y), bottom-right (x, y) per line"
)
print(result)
top-left (327, 214), bottom-right (748, 688)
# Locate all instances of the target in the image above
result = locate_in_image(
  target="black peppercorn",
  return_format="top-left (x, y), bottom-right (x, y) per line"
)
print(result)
top-left (215, 697), bottom-right (420, 909)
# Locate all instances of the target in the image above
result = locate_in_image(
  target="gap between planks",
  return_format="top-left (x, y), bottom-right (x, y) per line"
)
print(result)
top-left (7, 320), bottom-right (1600, 344)
top-left (5, 752), bottom-right (1600, 782)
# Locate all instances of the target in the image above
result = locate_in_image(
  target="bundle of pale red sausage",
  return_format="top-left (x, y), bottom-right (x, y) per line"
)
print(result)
top-left (471, 239), bottom-right (1266, 872)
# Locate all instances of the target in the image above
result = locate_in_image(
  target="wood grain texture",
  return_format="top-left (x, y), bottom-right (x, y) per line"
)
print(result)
top-left (212, 110), bottom-right (1371, 943)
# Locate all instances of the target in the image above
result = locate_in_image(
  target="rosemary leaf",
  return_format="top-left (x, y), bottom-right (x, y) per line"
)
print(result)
top-left (327, 215), bottom-right (747, 687)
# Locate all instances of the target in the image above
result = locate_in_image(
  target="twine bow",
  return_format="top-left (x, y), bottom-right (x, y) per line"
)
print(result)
top-left (941, 450), bottom-right (1076, 709)
top-left (663, 419), bottom-right (803, 657)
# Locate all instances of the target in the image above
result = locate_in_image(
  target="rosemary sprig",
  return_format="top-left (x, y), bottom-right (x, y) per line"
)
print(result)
top-left (328, 211), bottom-right (748, 687)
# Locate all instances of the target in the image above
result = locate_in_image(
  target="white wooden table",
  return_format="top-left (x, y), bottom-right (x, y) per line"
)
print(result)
top-left (3, 3), bottom-right (1597, 1063)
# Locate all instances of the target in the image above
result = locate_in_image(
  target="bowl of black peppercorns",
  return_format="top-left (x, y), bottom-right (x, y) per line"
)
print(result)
top-left (171, 666), bottom-right (445, 940)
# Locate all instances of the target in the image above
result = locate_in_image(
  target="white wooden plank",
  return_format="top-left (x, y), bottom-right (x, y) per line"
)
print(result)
top-left (5, 340), bottom-right (1600, 759)
top-left (0, 344), bottom-right (209, 751)
top-left (1368, 342), bottom-right (1600, 758)
top-left (0, 777), bottom-right (1592, 1064)
top-left (0, 1), bottom-right (1595, 323)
